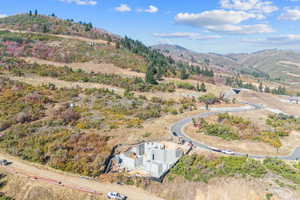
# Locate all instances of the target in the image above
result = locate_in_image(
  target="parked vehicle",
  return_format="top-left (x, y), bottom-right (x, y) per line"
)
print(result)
top-left (209, 146), bottom-right (221, 152)
top-left (0, 159), bottom-right (11, 166)
top-left (222, 150), bottom-right (235, 155)
top-left (107, 192), bottom-right (127, 200)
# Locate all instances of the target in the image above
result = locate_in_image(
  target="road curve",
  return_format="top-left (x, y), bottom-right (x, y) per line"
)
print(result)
top-left (170, 104), bottom-right (300, 160)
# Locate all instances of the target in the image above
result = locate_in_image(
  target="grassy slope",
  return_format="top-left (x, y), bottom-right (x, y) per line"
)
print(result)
top-left (0, 14), bottom-right (116, 41)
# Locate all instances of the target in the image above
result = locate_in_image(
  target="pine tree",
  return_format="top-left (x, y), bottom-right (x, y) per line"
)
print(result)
top-left (180, 68), bottom-right (189, 80)
top-left (200, 83), bottom-right (207, 92)
top-left (29, 10), bottom-right (32, 16)
top-left (34, 9), bottom-right (38, 16)
top-left (42, 24), bottom-right (49, 33)
top-left (145, 64), bottom-right (158, 85)
top-left (115, 41), bottom-right (120, 49)
top-left (196, 82), bottom-right (201, 92)
top-left (259, 82), bottom-right (263, 92)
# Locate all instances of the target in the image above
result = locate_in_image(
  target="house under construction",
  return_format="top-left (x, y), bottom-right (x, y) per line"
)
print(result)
top-left (115, 142), bottom-right (183, 178)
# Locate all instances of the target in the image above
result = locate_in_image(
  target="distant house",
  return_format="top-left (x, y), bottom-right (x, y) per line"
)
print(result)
top-left (115, 142), bottom-right (183, 178)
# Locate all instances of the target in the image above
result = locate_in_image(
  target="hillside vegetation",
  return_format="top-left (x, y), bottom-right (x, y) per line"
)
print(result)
top-left (0, 13), bottom-right (116, 41)
top-left (193, 113), bottom-right (300, 150)
top-left (0, 13), bottom-right (218, 85)
top-left (169, 154), bottom-right (300, 186)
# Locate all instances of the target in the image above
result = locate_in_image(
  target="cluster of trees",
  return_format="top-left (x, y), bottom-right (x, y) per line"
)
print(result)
top-left (120, 36), bottom-right (175, 84)
top-left (240, 68), bottom-right (270, 79)
top-left (259, 82), bottom-right (287, 95)
top-left (225, 77), bottom-right (258, 91)
top-left (225, 76), bottom-right (288, 95)
top-left (28, 9), bottom-right (38, 16)
top-left (120, 37), bottom-right (215, 84)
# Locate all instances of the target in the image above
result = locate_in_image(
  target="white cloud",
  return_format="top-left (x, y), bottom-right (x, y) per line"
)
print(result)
top-left (115, 4), bottom-right (131, 12)
top-left (145, 5), bottom-right (159, 13)
top-left (175, 10), bottom-right (273, 34)
top-left (206, 23), bottom-right (274, 34)
top-left (220, 0), bottom-right (278, 14)
top-left (153, 32), bottom-right (222, 40)
top-left (59, 0), bottom-right (97, 6)
top-left (243, 34), bottom-right (300, 45)
top-left (175, 10), bottom-right (262, 27)
top-left (0, 14), bottom-right (7, 18)
top-left (279, 8), bottom-right (300, 21)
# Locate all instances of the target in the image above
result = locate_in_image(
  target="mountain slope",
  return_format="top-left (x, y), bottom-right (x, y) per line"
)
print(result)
top-left (227, 49), bottom-right (300, 81)
top-left (152, 44), bottom-right (240, 73)
top-left (153, 44), bottom-right (300, 82)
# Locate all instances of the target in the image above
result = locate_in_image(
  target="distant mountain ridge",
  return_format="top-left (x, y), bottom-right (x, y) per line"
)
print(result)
top-left (152, 44), bottom-right (300, 82)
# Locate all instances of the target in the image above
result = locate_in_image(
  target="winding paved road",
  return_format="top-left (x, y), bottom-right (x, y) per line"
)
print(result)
top-left (170, 103), bottom-right (300, 160)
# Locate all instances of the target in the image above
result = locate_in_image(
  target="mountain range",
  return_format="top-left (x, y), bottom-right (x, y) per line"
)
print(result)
top-left (152, 44), bottom-right (300, 83)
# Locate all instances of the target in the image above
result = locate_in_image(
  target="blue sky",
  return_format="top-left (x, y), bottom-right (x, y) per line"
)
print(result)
top-left (1, 0), bottom-right (300, 53)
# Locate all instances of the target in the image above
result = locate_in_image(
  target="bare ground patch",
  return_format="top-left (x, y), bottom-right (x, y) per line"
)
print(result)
top-left (238, 90), bottom-right (300, 117)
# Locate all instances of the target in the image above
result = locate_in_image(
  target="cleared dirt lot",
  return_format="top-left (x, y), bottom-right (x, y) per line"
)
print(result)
top-left (237, 90), bottom-right (300, 117)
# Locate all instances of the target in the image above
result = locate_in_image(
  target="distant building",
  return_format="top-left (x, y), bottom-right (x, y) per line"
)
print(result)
top-left (115, 142), bottom-right (183, 178)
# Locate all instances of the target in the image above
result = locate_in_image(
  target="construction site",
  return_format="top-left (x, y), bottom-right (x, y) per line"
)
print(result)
top-left (113, 142), bottom-right (190, 179)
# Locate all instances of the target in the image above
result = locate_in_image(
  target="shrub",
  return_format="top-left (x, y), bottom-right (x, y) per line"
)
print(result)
top-left (175, 81), bottom-right (195, 90)
top-left (200, 123), bottom-right (239, 140)
top-left (198, 93), bottom-right (219, 105)
top-left (59, 109), bottom-right (80, 125)
top-left (264, 158), bottom-right (300, 184)
top-left (169, 155), bottom-right (266, 183)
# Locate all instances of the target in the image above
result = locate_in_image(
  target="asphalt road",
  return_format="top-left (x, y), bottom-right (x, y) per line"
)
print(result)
top-left (170, 104), bottom-right (300, 160)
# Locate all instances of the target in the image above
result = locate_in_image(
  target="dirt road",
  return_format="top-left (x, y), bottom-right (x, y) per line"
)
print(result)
top-left (0, 152), bottom-right (163, 200)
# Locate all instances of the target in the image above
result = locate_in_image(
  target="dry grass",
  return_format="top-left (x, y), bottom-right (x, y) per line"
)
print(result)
top-left (22, 57), bottom-right (145, 78)
top-left (146, 174), bottom-right (300, 200)
top-left (0, 169), bottom-right (105, 200)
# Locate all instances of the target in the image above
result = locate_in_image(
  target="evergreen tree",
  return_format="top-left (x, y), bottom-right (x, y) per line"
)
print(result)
top-left (42, 24), bottom-right (49, 33)
top-left (200, 83), bottom-right (207, 92)
top-left (115, 41), bottom-right (120, 49)
top-left (196, 82), bottom-right (200, 92)
top-left (34, 9), bottom-right (38, 16)
top-left (259, 82), bottom-right (263, 92)
top-left (180, 68), bottom-right (189, 80)
top-left (145, 64), bottom-right (158, 85)
top-left (29, 10), bottom-right (32, 16)
top-left (265, 86), bottom-right (271, 93)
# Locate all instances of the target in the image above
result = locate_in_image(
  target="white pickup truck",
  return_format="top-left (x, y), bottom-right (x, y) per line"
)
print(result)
top-left (107, 192), bottom-right (127, 200)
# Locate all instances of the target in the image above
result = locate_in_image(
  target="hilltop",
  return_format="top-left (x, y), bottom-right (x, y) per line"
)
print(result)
top-left (0, 13), bottom-right (118, 41)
